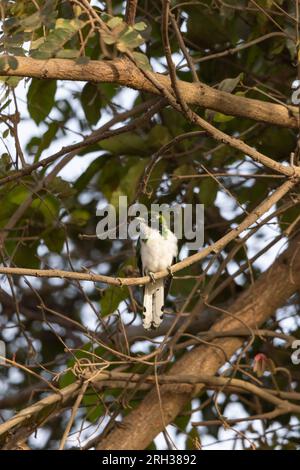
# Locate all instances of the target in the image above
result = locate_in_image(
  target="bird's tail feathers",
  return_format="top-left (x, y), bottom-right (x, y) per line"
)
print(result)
top-left (143, 279), bottom-right (164, 330)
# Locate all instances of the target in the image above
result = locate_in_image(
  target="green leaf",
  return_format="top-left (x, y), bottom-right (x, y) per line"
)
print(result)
top-left (81, 83), bottom-right (102, 125)
top-left (117, 28), bottom-right (144, 52)
top-left (147, 159), bottom-right (167, 195)
top-left (27, 79), bottom-right (57, 125)
top-left (186, 428), bottom-right (201, 450)
top-left (109, 187), bottom-right (125, 208)
top-left (31, 195), bottom-right (60, 223)
top-left (100, 83), bottom-right (118, 103)
top-left (50, 177), bottom-right (75, 199)
top-left (30, 37), bottom-right (46, 50)
top-left (218, 73), bottom-right (243, 93)
top-left (213, 112), bottom-right (235, 123)
top-left (0, 153), bottom-right (11, 175)
top-left (7, 56), bottom-right (18, 70)
top-left (132, 51), bottom-right (152, 71)
top-left (171, 164), bottom-right (194, 191)
top-left (256, 127), bottom-right (296, 160)
top-left (59, 369), bottom-right (76, 388)
top-left (83, 390), bottom-right (104, 423)
top-left (0, 76), bottom-right (21, 87)
top-left (70, 209), bottom-right (90, 227)
top-left (107, 17), bottom-right (123, 29)
top-left (174, 402), bottom-right (192, 434)
top-left (35, 121), bottom-right (60, 161)
top-left (74, 155), bottom-right (108, 191)
top-left (97, 157), bottom-right (123, 200)
top-left (97, 156), bottom-right (148, 205)
top-left (134, 22), bottom-right (147, 32)
top-left (147, 441), bottom-right (157, 450)
top-left (100, 285), bottom-right (128, 317)
top-left (31, 18), bottom-right (83, 59)
top-left (100, 133), bottom-right (145, 155)
top-left (8, 186), bottom-right (30, 205)
top-left (207, 74), bottom-right (243, 122)
top-left (56, 49), bottom-right (79, 59)
top-left (279, 205), bottom-right (300, 232)
top-left (119, 159), bottom-right (148, 203)
top-left (148, 125), bottom-right (170, 149)
top-left (186, 7), bottom-right (230, 48)
top-left (0, 99), bottom-right (11, 113)
top-left (43, 226), bottom-right (65, 253)
top-left (20, 11), bottom-right (42, 31)
top-left (200, 178), bottom-right (218, 206)
top-left (101, 30), bottom-right (118, 45)
top-left (13, 242), bottom-right (40, 269)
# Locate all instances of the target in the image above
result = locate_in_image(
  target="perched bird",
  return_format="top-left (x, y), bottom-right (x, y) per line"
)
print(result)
top-left (136, 214), bottom-right (178, 330)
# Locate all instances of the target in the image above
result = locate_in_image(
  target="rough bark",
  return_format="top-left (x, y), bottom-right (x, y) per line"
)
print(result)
top-left (1, 56), bottom-right (298, 129)
top-left (97, 233), bottom-right (300, 449)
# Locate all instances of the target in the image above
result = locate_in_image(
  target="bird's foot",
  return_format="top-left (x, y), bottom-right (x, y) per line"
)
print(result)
top-left (167, 266), bottom-right (174, 278)
top-left (148, 271), bottom-right (156, 283)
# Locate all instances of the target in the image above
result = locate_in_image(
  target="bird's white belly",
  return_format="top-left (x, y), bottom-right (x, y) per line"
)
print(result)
top-left (141, 235), bottom-right (177, 273)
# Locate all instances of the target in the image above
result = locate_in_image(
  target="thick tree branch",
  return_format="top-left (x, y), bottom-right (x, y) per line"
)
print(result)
top-left (126, 50), bottom-right (298, 177)
top-left (1, 56), bottom-right (298, 129)
top-left (2, 368), bottom-right (300, 448)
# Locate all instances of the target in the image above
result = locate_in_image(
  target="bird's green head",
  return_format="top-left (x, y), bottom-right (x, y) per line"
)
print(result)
top-left (135, 212), bottom-right (169, 233)
top-left (149, 212), bottom-right (169, 236)
top-left (148, 211), bottom-right (164, 224)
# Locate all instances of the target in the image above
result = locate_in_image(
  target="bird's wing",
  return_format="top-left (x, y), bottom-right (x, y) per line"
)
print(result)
top-left (136, 236), bottom-right (143, 275)
top-left (164, 254), bottom-right (178, 299)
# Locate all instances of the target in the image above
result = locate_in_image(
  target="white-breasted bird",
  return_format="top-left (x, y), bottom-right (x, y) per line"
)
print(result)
top-left (136, 214), bottom-right (178, 330)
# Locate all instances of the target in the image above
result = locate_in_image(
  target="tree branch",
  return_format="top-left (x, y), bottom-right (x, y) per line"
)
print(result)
top-left (2, 368), bottom-right (300, 448)
top-left (0, 177), bottom-right (297, 285)
top-left (125, 0), bottom-right (138, 25)
top-left (1, 56), bottom-right (298, 129)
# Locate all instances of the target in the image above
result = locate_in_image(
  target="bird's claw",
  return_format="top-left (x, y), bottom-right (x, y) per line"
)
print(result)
top-left (149, 272), bottom-right (156, 283)
top-left (167, 266), bottom-right (174, 278)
